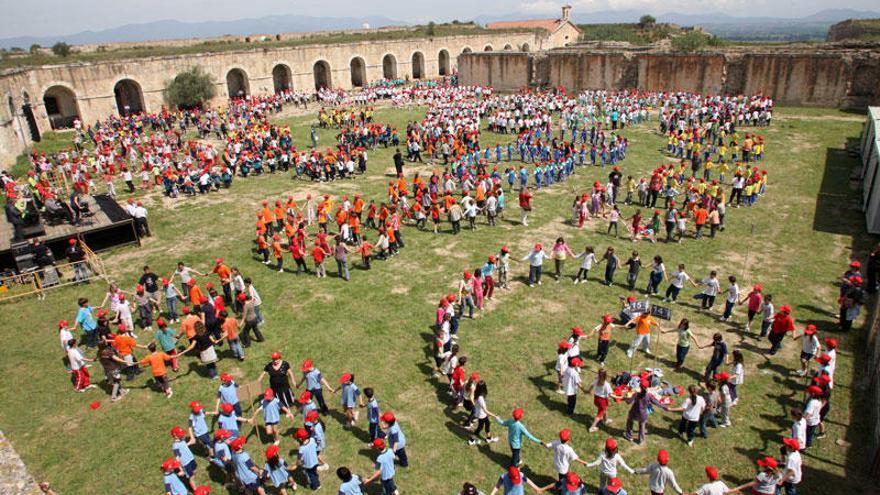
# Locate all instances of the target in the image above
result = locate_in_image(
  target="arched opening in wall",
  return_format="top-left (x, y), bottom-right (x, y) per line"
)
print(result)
top-left (483, 45), bottom-right (493, 52)
top-left (226, 68), bottom-right (250, 98)
top-left (462, 47), bottom-right (473, 54)
top-left (350, 57), bottom-right (366, 87)
top-left (6, 94), bottom-right (14, 121)
top-left (113, 79), bottom-right (144, 116)
top-left (503, 44), bottom-right (513, 51)
top-left (411, 51), bottom-right (425, 79)
top-left (438, 50), bottom-right (450, 76)
top-left (521, 43), bottom-right (530, 52)
top-left (313, 60), bottom-right (332, 90)
top-left (272, 64), bottom-right (292, 93)
top-left (382, 54), bottom-right (397, 80)
top-left (42, 85), bottom-right (80, 130)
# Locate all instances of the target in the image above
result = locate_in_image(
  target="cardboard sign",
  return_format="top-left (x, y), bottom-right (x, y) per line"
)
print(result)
top-left (650, 304), bottom-right (673, 320)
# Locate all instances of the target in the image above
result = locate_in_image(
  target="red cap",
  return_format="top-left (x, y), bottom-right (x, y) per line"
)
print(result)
top-left (501, 246), bottom-right (509, 253)
top-left (237, 293), bottom-right (247, 301)
top-left (58, 319), bottom-right (69, 328)
top-left (627, 295), bottom-right (637, 303)
top-left (199, 296), bottom-right (209, 303)
top-left (220, 403), bottom-right (234, 414)
top-left (756, 456), bottom-right (778, 469)
top-left (372, 438), bottom-right (386, 449)
top-left (156, 318), bottom-right (166, 327)
top-left (658, 449), bottom-right (669, 465)
top-left (559, 428), bottom-right (571, 442)
top-left (850, 260), bottom-right (861, 268)
top-left (117, 323), bottom-right (127, 332)
top-left (753, 284), bottom-right (762, 291)
top-left (229, 437), bottom-right (246, 450)
top-left (298, 391), bottom-right (312, 403)
top-left (381, 412), bottom-right (396, 423)
top-left (779, 304), bottom-right (792, 314)
top-left (605, 437), bottom-right (617, 450)
top-left (135, 284), bottom-right (144, 292)
top-left (215, 258), bottom-right (224, 264)
top-left (534, 243), bottom-right (542, 250)
top-left (265, 445), bottom-right (279, 459)
top-left (824, 338), bottom-right (838, 349)
top-left (570, 357), bottom-right (584, 367)
top-left (816, 354), bottom-right (831, 364)
top-left (162, 458), bottom-right (181, 471)
top-left (190, 401), bottom-right (203, 412)
top-left (194, 486), bottom-right (211, 495)
top-left (603, 313), bottom-right (613, 323)
top-left (118, 294), bottom-right (125, 302)
top-left (470, 372), bottom-right (480, 381)
top-left (508, 466), bottom-right (522, 484)
top-left (558, 341), bottom-right (573, 350)
top-left (214, 429), bottom-right (232, 440)
top-left (171, 426), bottom-right (186, 438)
top-left (814, 374), bottom-right (831, 385)
top-left (565, 472), bottom-right (581, 491)
top-left (714, 372), bottom-right (730, 381)
top-left (182, 307), bottom-right (191, 314)
top-left (804, 324), bottom-right (816, 335)
top-left (305, 410), bottom-right (319, 423)
top-left (463, 271), bottom-right (472, 280)
top-left (806, 385), bottom-right (823, 396)
top-left (271, 351), bottom-right (281, 360)
top-left (783, 437), bottom-right (800, 451)
top-left (607, 477), bottom-right (623, 493)
top-left (572, 326), bottom-right (585, 336)
top-left (162, 277), bottom-right (170, 285)
top-left (512, 408), bottom-right (524, 420)
top-left (295, 428), bottom-right (310, 441)
top-left (301, 359), bottom-right (314, 372)
top-left (220, 373), bottom-right (233, 382)
top-left (705, 466), bottom-right (718, 480)
top-left (204, 282), bottom-right (214, 290)
top-left (263, 388), bottom-right (275, 400)
top-left (68, 238), bottom-right (77, 245)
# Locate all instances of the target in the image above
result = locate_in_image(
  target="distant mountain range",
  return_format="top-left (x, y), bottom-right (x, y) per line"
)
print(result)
top-left (2, 8), bottom-right (879, 49)
top-left (0, 15), bottom-right (406, 49)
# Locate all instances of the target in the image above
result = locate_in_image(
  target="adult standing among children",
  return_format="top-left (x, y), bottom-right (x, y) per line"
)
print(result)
top-left (522, 243), bottom-right (550, 287)
top-left (634, 450), bottom-right (684, 495)
top-left (257, 351), bottom-right (297, 409)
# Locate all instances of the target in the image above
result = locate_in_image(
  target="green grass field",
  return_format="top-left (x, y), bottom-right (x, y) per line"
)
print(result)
top-left (0, 105), bottom-right (874, 495)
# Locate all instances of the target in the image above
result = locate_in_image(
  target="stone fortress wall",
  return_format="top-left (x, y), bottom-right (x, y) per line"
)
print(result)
top-left (459, 43), bottom-right (880, 109)
top-left (0, 32), bottom-right (539, 166)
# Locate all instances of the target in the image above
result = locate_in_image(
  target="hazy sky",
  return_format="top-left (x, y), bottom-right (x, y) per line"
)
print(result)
top-left (1, 0), bottom-right (877, 38)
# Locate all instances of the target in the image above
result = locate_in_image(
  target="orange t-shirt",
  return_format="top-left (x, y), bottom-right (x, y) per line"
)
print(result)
top-left (222, 318), bottom-right (239, 340)
top-left (181, 315), bottom-right (199, 339)
top-left (272, 241), bottom-right (283, 258)
top-left (113, 334), bottom-right (137, 356)
top-left (694, 208), bottom-right (708, 225)
top-left (635, 315), bottom-right (657, 335)
top-left (189, 286), bottom-right (203, 305)
top-left (139, 352), bottom-right (172, 377)
top-left (214, 265), bottom-right (232, 282)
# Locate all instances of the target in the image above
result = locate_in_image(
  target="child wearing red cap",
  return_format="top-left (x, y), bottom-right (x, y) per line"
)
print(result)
top-left (252, 388), bottom-right (294, 445)
top-left (66, 338), bottom-right (96, 392)
top-left (562, 357), bottom-right (589, 416)
top-left (170, 426), bottom-right (198, 491)
top-left (634, 449), bottom-right (683, 495)
top-left (731, 456), bottom-right (781, 495)
top-left (489, 466), bottom-right (541, 495)
top-left (230, 437), bottom-right (265, 495)
top-left (767, 304), bottom-right (795, 355)
top-left (298, 359), bottom-right (335, 414)
top-left (803, 386), bottom-right (823, 447)
top-left (690, 466), bottom-right (727, 495)
top-left (555, 341), bottom-right (572, 394)
top-left (590, 314), bottom-right (621, 365)
top-left (587, 369), bottom-right (622, 432)
top-left (739, 284), bottom-right (763, 333)
top-left (543, 428), bottom-right (589, 490)
top-left (161, 458), bottom-right (188, 495)
top-left (779, 438), bottom-right (802, 495)
top-left (522, 244), bottom-right (550, 287)
top-left (336, 372), bottom-right (364, 426)
top-left (362, 438), bottom-right (398, 494)
top-left (263, 444), bottom-right (298, 494)
top-left (587, 437), bottom-right (635, 490)
top-left (295, 428), bottom-right (321, 490)
top-left (381, 412), bottom-right (408, 467)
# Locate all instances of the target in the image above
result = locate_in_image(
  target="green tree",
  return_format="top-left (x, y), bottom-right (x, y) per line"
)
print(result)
top-left (163, 66), bottom-right (216, 109)
top-left (671, 31), bottom-right (709, 52)
top-left (51, 42), bottom-right (71, 57)
top-left (426, 22), bottom-right (436, 36)
top-left (639, 15), bottom-right (656, 28)
top-left (29, 44), bottom-right (41, 54)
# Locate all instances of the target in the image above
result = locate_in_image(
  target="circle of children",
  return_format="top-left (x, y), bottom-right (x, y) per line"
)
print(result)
top-left (51, 82), bottom-right (845, 495)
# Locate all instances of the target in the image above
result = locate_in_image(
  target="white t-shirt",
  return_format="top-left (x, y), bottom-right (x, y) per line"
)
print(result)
top-left (562, 367), bottom-right (581, 396)
top-left (67, 347), bottom-right (86, 371)
top-left (696, 481), bottom-right (729, 495)
top-left (702, 278), bottom-right (720, 296)
top-left (785, 451), bottom-right (802, 484)
top-left (671, 271), bottom-right (690, 289)
top-left (550, 441), bottom-right (579, 474)
top-left (726, 283), bottom-right (739, 303)
top-left (556, 353), bottom-right (569, 373)
top-left (475, 395), bottom-right (489, 419)
top-left (591, 380), bottom-right (613, 398)
top-left (730, 363), bottom-right (744, 385)
top-left (801, 335), bottom-right (819, 355)
top-left (682, 395), bottom-right (706, 421)
top-left (805, 398), bottom-right (822, 426)
top-left (792, 418), bottom-right (807, 448)
top-left (59, 329), bottom-right (73, 352)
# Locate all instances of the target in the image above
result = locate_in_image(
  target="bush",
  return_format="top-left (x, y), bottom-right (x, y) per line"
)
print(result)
top-left (51, 42), bottom-right (71, 57)
top-left (426, 22), bottom-right (436, 37)
top-left (639, 15), bottom-right (656, 28)
top-left (164, 67), bottom-right (216, 109)
top-left (29, 44), bottom-right (41, 54)
top-left (671, 31), bottom-right (709, 52)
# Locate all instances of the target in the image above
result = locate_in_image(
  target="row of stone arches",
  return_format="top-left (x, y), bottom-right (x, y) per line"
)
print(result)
top-left (39, 44), bottom-right (523, 128)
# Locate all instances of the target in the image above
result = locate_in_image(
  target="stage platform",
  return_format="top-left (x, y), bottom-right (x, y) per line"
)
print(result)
top-left (0, 194), bottom-right (140, 270)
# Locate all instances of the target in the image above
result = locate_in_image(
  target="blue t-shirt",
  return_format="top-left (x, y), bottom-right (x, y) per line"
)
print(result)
top-left (307, 421), bottom-right (325, 450)
top-left (375, 450), bottom-right (396, 480)
top-left (212, 441), bottom-right (231, 466)
top-left (341, 383), bottom-right (360, 408)
top-left (499, 473), bottom-right (528, 495)
top-left (76, 307), bottom-right (97, 331)
top-left (387, 423), bottom-right (406, 450)
top-left (304, 369), bottom-right (323, 390)
top-left (262, 397), bottom-right (281, 423)
top-left (218, 382), bottom-right (239, 405)
top-left (366, 399), bottom-right (380, 424)
top-left (218, 413), bottom-right (240, 435)
top-left (339, 474), bottom-right (364, 494)
top-left (298, 440), bottom-right (319, 469)
top-left (172, 440), bottom-right (195, 466)
top-left (301, 401), bottom-right (317, 417)
top-left (264, 459), bottom-right (290, 487)
top-left (189, 412), bottom-right (208, 437)
top-left (163, 472), bottom-right (188, 495)
top-left (233, 451), bottom-right (258, 484)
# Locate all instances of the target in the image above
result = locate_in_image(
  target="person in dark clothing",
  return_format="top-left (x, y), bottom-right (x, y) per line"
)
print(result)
top-left (393, 149), bottom-right (404, 176)
top-left (66, 238), bottom-right (89, 283)
top-left (5, 200), bottom-right (24, 242)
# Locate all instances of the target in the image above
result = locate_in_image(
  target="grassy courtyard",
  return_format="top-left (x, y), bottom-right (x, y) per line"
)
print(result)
top-left (0, 105), bottom-right (874, 494)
